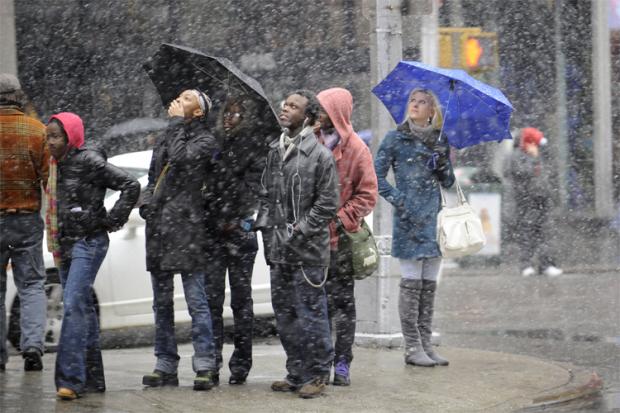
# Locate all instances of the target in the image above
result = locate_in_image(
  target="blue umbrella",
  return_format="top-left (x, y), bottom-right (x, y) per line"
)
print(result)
top-left (372, 61), bottom-right (513, 149)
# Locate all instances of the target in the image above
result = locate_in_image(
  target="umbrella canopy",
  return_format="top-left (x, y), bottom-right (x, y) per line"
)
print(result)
top-left (143, 43), bottom-right (279, 133)
top-left (372, 61), bottom-right (513, 149)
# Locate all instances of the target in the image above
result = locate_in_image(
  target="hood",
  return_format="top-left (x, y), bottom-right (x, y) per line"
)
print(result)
top-left (49, 112), bottom-right (85, 149)
top-left (317, 88), bottom-right (354, 142)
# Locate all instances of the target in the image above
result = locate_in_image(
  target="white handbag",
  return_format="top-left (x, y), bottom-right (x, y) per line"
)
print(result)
top-left (437, 180), bottom-right (486, 258)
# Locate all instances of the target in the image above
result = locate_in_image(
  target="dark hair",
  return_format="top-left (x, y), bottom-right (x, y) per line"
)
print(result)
top-left (290, 89), bottom-right (320, 125)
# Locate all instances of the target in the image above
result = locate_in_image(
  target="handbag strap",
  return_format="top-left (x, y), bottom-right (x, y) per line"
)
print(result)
top-left (439, 177), bottom-right (467, 207)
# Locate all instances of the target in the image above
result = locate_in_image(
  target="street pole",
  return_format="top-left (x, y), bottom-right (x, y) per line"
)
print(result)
top-left (592, 0), bottom-right (614, 218)
top-left (554, 0), bottom-right (569, 208)
top-left (420, 0), bottom-right (439, 66)
top-left (0, 0), bottom-right (18, 75)
top-left (356, 0), bottom-right (403, 347)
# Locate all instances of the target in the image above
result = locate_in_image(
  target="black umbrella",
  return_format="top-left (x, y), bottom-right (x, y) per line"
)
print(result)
top-left (143, 43), bottom-right (279, 133)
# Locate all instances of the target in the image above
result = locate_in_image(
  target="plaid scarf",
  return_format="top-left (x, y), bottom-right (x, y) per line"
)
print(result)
top-left (45, 159), bottom-right (61, 267)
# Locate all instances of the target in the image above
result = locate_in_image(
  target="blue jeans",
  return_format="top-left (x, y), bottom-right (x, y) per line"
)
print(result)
top-left (150, 271), bottom-right (216, 373)
top-left (55, 232), bottom-right (109, 393)
top-left (270, 264), bottom-right (333, 385)
top-left (0, 213), bottom-right (46, 365)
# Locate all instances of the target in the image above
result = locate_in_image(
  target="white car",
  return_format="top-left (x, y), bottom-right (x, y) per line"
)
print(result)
top-left (5, 150), bottom-right (272, 350)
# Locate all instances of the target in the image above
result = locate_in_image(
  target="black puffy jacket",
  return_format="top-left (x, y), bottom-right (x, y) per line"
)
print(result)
top-left (57, 144), bottom-right (140, 246)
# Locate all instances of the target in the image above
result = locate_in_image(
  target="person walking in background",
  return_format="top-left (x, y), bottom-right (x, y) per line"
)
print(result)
top-left (315, 87), bottom-right (378, 386)
top-left (140, 89), bottom-right (221, 391)
top-left (374, 88), bottom-right (454, 367)
top-left (204, 94), bottom-right (272, 385)
top-left (509, 127), bottom-right (563, 277)
top-left (46, 112), bottom-right (139, 400)
top-left (0, 73), bottom-right (49, 373)
top-left (255, 90), bottom-right (338, 399)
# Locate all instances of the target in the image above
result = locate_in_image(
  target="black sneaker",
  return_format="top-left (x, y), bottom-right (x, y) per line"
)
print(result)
top-left (193, 370), bottom-right (217, 391)
top-left (142, 370), bottom-right (179, 387)
top-left (228, 373), bottom-right (247, 385)
top-left (23, 348), bottom-right (43, 371)
top-left (0, 363), bottom-right (5, 372)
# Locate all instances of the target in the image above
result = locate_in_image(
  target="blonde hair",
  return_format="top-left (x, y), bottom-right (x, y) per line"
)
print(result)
top-left (406, 88), bottom-right (443, 130)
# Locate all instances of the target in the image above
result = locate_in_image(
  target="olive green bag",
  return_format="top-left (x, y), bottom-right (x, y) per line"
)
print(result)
top-left (336, 219), bottom-right (379, 279)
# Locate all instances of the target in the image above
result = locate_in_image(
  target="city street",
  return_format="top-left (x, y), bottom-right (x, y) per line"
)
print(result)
top-left (437, 267), bottom-right (620, 412)
top-left (1, 268), bottom-right (617, 412)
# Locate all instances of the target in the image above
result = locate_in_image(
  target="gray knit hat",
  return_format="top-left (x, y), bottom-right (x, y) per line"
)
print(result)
top-left (0, 73), bottom-right (21, 94)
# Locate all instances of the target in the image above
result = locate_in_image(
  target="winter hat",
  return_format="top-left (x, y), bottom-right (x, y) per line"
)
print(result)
top-left (520, 127), bottom-right (547, 150)
top-left (0, 73), bottom-right (21, 94)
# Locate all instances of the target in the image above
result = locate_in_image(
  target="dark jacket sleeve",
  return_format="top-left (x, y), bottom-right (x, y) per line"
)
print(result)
top-left (297, 151), bottom-right (339, 237)
top-left (85, 151), bottom-right (141, 230)
top-left (374, 132), bottom-right (404, 207)
top-left (167, 117), bottom-right (218, 166)
top-left (254, 150), bottom-right (273, 231)
top-left (434, 144), bottom-right (455, 188)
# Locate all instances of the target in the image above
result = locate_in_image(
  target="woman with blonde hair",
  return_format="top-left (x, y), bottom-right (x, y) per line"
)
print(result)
top-left (374, 88), bottom-right (455, 367)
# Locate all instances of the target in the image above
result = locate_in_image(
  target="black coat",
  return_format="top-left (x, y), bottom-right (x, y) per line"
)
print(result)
top-left (140, 117), bottom-right (219, 273)
top-left (57, 145), bottom-right (140, 253)
top-left (255, 128), bottom-right (339, 267)
top-left (209, 111), bottom-right (271, 227)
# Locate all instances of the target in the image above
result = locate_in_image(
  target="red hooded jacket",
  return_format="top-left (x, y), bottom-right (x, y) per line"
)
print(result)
top-left (317, 88), bottom-right (378, 250)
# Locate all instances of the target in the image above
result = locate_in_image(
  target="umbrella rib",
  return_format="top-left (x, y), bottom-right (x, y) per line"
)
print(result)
top-left (191, 63), bottom-right (247, 95)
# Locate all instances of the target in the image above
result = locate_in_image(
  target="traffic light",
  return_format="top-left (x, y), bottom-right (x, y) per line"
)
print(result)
top-left (461, 33), bottom-right (499, 72)
top-left (438, 28), bottom-right (499, 73)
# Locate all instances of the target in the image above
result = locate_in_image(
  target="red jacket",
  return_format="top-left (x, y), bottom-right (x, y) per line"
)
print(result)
top-left (317, 88), bottom-right (378, 250)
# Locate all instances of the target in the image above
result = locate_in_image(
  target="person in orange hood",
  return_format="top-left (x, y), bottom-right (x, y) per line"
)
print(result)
top-left (316, 87), bottom-right (378, 386)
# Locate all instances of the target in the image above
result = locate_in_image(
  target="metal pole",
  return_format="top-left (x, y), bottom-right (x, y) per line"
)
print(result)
top-left (554, 0), bottom-right (569, 208)
top-left (0, 0), bottom-right (17, 75)
top-left (592, 0), bottom-right (614, 218)
top-left (356, 0), bottom-right (403, 347)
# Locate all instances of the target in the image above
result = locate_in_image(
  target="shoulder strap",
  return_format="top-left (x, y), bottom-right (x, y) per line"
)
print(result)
top-left (439, 177), bottom-right (467, 207)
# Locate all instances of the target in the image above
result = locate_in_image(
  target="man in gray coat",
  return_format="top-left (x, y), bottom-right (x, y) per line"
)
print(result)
top-left (255, 90), bottom-right (339, 399)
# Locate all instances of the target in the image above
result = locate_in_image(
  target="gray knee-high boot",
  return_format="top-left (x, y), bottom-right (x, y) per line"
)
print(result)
top-left (419, 280), bottom-right (449, 366)
top-left (399, 279), bottom-right (436, 367)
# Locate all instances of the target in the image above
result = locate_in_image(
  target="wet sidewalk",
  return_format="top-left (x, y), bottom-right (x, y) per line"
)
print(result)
top-left (0, 342), bottom-right (596, 413)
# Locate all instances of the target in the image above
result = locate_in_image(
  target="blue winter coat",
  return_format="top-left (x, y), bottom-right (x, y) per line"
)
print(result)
top-left (374, 123), bottom-right (455, 260)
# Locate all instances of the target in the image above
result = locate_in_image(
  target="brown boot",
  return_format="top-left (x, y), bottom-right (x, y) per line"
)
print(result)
top-left (298, 378), bottom-right (326, 399)
top-left (271, 379), bottom-right (299, 392)
top-left (419, 280), bottom-right (449, 366)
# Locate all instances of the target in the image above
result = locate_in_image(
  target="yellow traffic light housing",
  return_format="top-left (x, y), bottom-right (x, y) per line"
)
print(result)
top-left (439, 28), bottom-right (499, 73)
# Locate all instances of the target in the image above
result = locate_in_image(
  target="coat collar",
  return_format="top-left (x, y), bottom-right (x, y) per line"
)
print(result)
top-left (270, 129), bottom-right (318, 156)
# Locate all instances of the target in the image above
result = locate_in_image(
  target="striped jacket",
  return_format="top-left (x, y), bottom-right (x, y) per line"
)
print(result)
top-left (0, 106), bottom-right (50, 211)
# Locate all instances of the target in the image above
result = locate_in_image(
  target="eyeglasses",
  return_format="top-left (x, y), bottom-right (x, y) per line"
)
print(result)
top-left (223, 112), bottom-right (242, 119)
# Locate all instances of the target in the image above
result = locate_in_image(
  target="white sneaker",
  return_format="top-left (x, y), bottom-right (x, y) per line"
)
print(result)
top-left (521, 266), bottom-right (536, 277)
top-left (543, 266), bottom-right (563, 277)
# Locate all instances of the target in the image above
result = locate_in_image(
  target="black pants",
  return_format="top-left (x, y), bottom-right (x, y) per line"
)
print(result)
top-left (204, 228), bottom-right (257, 377)
top-left (325, 251), bottom-right (356, 364)
top-left (515, 196), bottom-right (555, 270)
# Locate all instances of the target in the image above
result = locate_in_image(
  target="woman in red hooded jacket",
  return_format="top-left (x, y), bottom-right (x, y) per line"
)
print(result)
top-left (46, 112), bottom-right (139, 400)
top-left (316, 87), bottom-right (378, 386)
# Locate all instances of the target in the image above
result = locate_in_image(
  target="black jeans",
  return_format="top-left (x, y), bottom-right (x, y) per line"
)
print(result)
top-left (204, 228), bottom-right (257, 377)
top-left (326, 251), bottom-right (356, 364)
top-left (515, 196), bottom-right (555, 270)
